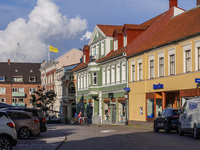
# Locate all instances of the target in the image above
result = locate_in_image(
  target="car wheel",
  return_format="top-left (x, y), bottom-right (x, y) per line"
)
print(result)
top-left (164, 122), bottom-right (170, 133)
top-left (154, 122), bottom-right (159, 132)
top-left (0, 136), bottom-right (12, 150)
top-left (19, 127), bottom-right (30, 139)
top-left (178, 124), bottom-right (184, 136)
top-left (194, 125), bottom-right (199, 139)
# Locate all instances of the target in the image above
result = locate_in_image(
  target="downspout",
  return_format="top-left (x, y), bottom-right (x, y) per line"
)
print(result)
top-left (126, 57), bottom-right (129, 125)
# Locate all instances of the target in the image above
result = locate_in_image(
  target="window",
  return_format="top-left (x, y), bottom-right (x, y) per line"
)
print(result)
top-left (81, 75), bottom-right (83, 89)
top-left (114, 40), bottom-right (118, 51)
top-left (102, 68), bottom-right (106, 85)
top-left (139, 63), bottom-right (142, 80)
top-left (0, 98), bottom-right (5, 103)
top-left (29, 98), bottom-right (32, 105)
top-left (93, 72), bottom-right (97, 85)
top-left (116, 64), bottom-right (120, 83)
top-left (12, 76), bottom-right (23, 82)
top-left (150, 60), bottom-right (154, 79)
top-left (124, 35), bottom-right (127, 47)
top-left (170, 54), bottom-right (175, 75)
top-left (107, 67), bottom-right (110, 85)
top-left (84, 74), bottom-right (86, 89)
top-left (89, 73), bottom-right (91, 86)
top-left (111, 65), bottom-right (115, 84)
top-left (12, 98), bottom-right (17, 103)
top-left (19, 88), bottom-right (24, 93)
top-left (29, 88), bottom-right (36, 95)
top-left (19, 98), bottom-right (24, 103)
top-left (0, 88), bottom-right (6, 94)
top-left (159, 57), bottom-right (164, 77)
top-left (131, 64), bottom-right (135, 82)
top-left (12, 88), bottom-right (17, 93)
top-left (122, 62), bottom-right (126, 82)
top-left (0, 76), bottom-right (5, 82)
top-left (29, 77), bottom-right (36, 82)
top-left (78, 75), bottom-right (80, 90)
top-left (185, 50), bottom-right (191, 72)
top-left (101, 42), bottom-right (105, 55)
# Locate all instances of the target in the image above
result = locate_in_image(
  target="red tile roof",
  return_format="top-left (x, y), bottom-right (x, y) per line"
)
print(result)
top-left (97, 25), bottom-right (123, 36)
top-left (72, 62), bottom-right (89, 72)
top-left (124, 24), bottom-right (149, 30)
top-left (127, 6), bottom-right (200, 57)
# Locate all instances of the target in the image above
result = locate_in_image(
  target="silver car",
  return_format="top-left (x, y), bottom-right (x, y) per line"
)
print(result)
top-left (5, 110), bottom-right (40, 139)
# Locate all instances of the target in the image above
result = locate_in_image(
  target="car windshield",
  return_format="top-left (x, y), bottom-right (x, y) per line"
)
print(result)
top-left (172, 110), bottom-right (179, 115)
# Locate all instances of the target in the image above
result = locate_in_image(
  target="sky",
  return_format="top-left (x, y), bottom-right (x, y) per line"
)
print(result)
top-left (0, 0), bottom-right (197, 63)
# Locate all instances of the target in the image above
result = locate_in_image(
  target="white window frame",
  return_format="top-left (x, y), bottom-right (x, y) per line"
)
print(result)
top-left (122, 61), bottom-right (126, 82)
top-left (78, 75), bottom-right (80, 90)
top-left (84, 74), bottom-right (86, 89)
top-left (29, 88), bottom-right (36, 95)
top-left (148, 55), bottom-right (155, 79)
top-left (158, 52), bottom-right (165, 77)
top-left (182, 43), bottom-right (192, 73)
top-left (12, 88), bottom-right (18, 93)
top-left (114, 40), bottom-right (118, 51)
top-left (195, 40), bottom-right (200, 71)
top-left (107, 66), bottom-right (110, 85)
top-left (18, 98), bottom-right (24, 103)
top-left (0, 98), bottom-right (6, 103)
top-left (81, 74), bottom-right (83, 89)
top-left (102, 67), bottom-right (106, 85)
top-left (0, 87), bottom-right (6, 94)
top-left (101, 42), bottom-right (105, 55)
top-left (111, 64), bottom-right (115, 84)
top-left (29, 77), bottom-right (36, 82)
top-left (19, 88), bottom-right (24, 93)
top-left (131, 60), bottom-right (136, 82)
top-left (93, 72), bottom-right (97, 85)
top-left (137, 58), bottom-right (143, 81)
top-left (0, 76), bottom-right (5, 82)
top-left (12, 98), bottom-right (17, 103)
top-left (168, 48), bottom-right (176, 76)
top-left (124, 35), bottom-right (127, 47)
top-left (116, 63), bottom-right (120, 83)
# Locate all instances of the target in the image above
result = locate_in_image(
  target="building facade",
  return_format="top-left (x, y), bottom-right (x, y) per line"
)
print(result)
top-left (127, 2), bottom-right (200, 123)
top-left (0, 60), bottom-right (41, 107)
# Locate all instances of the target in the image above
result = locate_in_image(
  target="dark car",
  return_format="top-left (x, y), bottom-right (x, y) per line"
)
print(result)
top-left (154, 108), bottom-right (179, 133)
top-left (0, 103), bottom-right (14, 109)
top-left (5, 110), bottom-right (40, 139)
top-left (1, 107), bottom-right (47, 132)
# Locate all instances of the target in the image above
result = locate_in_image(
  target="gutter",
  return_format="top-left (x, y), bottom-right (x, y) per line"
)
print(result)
top-left (127, 32), bottom-right (200, 58)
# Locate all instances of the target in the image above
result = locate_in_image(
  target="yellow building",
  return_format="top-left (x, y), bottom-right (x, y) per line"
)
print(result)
top-left (126, 5), bottom-right (200, 123)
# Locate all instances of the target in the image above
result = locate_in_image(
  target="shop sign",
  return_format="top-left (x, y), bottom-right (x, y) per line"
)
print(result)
top-left (195, 78), bottom-right (200, 83)
top-left (153, 83), bottom-right (164, 90)
top-left (124, 87), bottom-right (130, 92)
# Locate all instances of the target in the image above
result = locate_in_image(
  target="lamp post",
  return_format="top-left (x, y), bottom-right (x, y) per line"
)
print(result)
top-left (124, 92), bottom-right (129, 125)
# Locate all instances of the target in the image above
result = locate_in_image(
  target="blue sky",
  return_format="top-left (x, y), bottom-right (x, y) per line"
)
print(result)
top-left (0, 0), bottom-right (197, 62)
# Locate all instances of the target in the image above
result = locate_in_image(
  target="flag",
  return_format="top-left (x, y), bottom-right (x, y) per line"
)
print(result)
top-left (49, 45), bottom-right (58, 53)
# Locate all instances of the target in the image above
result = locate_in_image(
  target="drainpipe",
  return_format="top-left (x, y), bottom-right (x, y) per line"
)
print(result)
top-left (126, 59), bottom-right (129, 125)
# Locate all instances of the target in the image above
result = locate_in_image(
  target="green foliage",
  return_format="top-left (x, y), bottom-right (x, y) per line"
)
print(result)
top-left (31, 87), bottom-right (56, 113)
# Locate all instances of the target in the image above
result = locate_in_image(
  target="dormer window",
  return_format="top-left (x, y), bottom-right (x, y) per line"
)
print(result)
top-left (114, 40), bottom-right (118, 51)
top-left (0, 76), bottom-right (5, 82)
top-left (124, 35), bottom-right (127, 47)
top-left (12, 76), bottom-right (23, 82)
top-left (29, 77), bottom-right (36, 82)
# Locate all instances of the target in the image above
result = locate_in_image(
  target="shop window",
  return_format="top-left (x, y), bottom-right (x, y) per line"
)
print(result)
top-left (104, 103), bottom-right (110, 121)
top-left (147, 99), bottom-right (154, 118)
top-left (118, 102), bottom-right (126, 122)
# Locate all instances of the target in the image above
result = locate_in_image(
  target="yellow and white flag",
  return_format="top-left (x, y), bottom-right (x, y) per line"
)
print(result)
top-left (49, 45), bottom-right (58, 53)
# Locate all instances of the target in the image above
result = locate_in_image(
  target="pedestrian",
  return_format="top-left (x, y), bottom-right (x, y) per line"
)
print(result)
top-left (77, 111), bottom-right (83, 124)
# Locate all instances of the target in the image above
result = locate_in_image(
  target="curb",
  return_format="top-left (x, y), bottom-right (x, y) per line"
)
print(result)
top-left (55, 134), bottom-right (67, 150)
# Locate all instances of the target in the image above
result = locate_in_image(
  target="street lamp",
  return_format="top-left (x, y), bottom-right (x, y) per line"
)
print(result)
top-left (124, 92), bottom-right (129, 125)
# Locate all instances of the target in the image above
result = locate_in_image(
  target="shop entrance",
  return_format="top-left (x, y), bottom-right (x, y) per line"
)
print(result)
top-left (111, 105), bottom-right (116, 123)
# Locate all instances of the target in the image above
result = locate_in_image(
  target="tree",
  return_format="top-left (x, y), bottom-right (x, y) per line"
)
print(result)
top-left (31, 87), bottom-right (56, 116)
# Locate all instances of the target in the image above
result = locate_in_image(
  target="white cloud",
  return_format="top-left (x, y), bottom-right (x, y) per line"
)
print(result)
top-left (80, 31), bottom-right (92, 41)
top-left (0, 0), bottom-right (87, 62)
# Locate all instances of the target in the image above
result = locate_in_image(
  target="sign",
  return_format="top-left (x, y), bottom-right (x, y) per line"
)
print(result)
top-left (195, 78), bottom-right (200, 83)
top-left (153, 83), bottom-right (164, 90)
top-left (124, 87), bottom-right (130, 92)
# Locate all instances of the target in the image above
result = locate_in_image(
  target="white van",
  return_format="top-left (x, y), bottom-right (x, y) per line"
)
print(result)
top-left (179, 98), bottom-right (200, 139)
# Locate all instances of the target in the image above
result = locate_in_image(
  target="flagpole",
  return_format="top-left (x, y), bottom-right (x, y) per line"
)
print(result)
top-left (48, 46), bottom-right (50, 62)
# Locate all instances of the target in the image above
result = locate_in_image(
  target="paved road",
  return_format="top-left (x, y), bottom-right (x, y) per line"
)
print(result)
top-left (13, 124), bottom-right (200, 150)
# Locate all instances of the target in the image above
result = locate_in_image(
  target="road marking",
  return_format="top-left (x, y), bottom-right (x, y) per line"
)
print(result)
top-left (100, 130), bottom-right (115, 133)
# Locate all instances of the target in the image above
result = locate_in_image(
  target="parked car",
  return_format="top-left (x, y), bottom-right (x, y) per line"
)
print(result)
top-left (1, 107), bottom-right (47, 132)
top-left (154, 108), bottom-right (179, 133)
top-left (4, 110), bottom-right (40, 139)
top-left (0, 111), bottom-right (17, 150)
top-left (179, 98), bottom-right (200, 139)
top-left (0, 103), bottom-right (14, 109)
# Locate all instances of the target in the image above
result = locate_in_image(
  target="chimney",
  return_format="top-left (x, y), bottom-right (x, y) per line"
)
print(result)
top-left (169, 0), bottom-right (177, 8)
top-left (197, 0), bottom-right (200, 6)
top-left (8, 59), bottom-right (10, 65)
